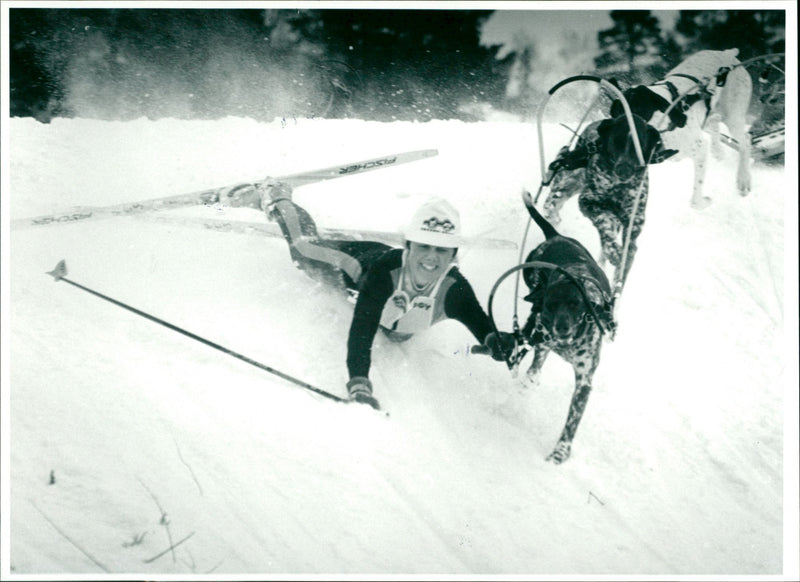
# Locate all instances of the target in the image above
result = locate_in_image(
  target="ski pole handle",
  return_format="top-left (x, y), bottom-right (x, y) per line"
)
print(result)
top-left (470, 345), bottom-right (491, 356)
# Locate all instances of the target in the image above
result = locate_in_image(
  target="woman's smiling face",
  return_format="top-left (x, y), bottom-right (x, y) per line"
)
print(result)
top-left (406, 242), bottom-right (457, 288)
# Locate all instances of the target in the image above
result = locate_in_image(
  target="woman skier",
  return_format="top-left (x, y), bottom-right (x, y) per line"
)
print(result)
top-left (222, 180), bottom-right (514, 409)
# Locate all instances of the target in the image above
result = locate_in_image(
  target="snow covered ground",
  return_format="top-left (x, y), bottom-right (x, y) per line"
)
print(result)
top-left (2, 114), bottom-right (798, 579)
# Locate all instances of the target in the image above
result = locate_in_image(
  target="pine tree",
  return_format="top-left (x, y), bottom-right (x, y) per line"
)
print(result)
top-left (674, 10), bottom-right (784, 58)
top-left (595, 10), bottom-right (668, 84)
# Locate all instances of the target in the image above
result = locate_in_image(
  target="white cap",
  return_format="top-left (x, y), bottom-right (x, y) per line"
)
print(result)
top-left (402, 197), bottom-right (462, 248)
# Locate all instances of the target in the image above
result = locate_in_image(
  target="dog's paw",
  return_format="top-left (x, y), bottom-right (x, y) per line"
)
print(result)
top-left (690, 196), bottom-right (713, 211)
top-left (524, 367), bottom-right (542, 388)
top-left (543, 208), bottom-right (562, 226)
top-left (546, 441), bottom-right (572, 464)
top-left (546, 214), bottom-right (562, 227)
top-left (737, 178), bottom-right (751, 196)
top-left (601, 243), bottom-right (621, 267)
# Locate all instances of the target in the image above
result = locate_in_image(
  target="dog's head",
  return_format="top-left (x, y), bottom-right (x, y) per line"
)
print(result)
top-left (594, 113), bottom-right (675, 181)
top-left (524, 268), bottom-right (607, 346)
top-left (536, 273), bottom-right (594, 345)
top-left (610, 85), bottom-right (689, 130)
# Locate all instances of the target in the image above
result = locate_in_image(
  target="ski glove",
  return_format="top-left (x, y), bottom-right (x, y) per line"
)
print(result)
top-left (483, 332), bottom-right (516, 362)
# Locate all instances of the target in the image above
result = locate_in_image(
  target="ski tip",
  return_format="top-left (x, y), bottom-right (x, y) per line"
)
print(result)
top-left (46, 260), bottom-right (67, 281)
top-left (470, 344), bottom-right (492, 356)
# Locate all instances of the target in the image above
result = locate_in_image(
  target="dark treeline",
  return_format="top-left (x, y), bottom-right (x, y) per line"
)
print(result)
top-left (9, 8), bottom-right (506, 122)
top-left (595, 10), bottom-right (785, 83)
top-left (9, 8), bottom-right (786, 124)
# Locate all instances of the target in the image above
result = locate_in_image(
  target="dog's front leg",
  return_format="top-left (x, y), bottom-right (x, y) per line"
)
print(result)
top-left (736, 130), bottom-right (752, 195)
top-left (547, 368), bottom-right (595, 464)
top-left (542, 189), bottom-right (567, 226)
top-left (543, 169), bottom-right (585, 225)
top-left (594, 214), bottom-right (622, 269)
top-left (615, 232), bottom-right (639, 291)
top-left (707, 111), bottom-right (725, 159)
top-left (525, 344), bottom-right (550, 387)
top-left (690, 132), bottom-right (713, 210)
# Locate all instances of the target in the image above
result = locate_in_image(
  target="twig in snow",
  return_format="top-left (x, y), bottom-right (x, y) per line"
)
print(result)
top-left (122, 531), bottom-right (148, 548)
top-left (138, 477), bottom-right (177, 563)
top-left (205, 557), bottom-right (226, 574)
top-left (29, 500), bottom-right (110, 573)
top-left (182, 546), bottom-right (225, 574)
top-left (173, 436), bottom-right (204, 496)
top-left (142, 532), bottom-right (195, 564)
top-left (587, 491), bottom-right (605, 506)
top-left (181, 547), bottom-right (197, 572)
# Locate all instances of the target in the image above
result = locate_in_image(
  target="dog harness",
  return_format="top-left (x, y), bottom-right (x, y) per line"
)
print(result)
top-left (651, 72), bottom-right (719, 130)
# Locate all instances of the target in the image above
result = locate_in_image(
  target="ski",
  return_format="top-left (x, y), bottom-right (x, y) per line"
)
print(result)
top-left (138, 212), bottom-right (519, 250)
top-left (12, 149), bottom-right (439, 230)
top-left (719, 127), bottom-right (785, 160)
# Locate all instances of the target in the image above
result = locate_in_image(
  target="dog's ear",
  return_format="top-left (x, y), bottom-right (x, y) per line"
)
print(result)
top-left (522, 268), bottom-right (550, 291)
top-left (643, 125), bottom-right (679, 164)
top-left (645, 125), bottom-right (662, 152)
top-left (522, 289), bottom-right (542, 304)
top-left (650, 147), bottom-right (679, 164)
top-left (583, 283), bottom-right (602, 306)
top-left (522, 267), bottom-right (550, 306)
top-left (597, 118), bottom-right (614, 141)
top-left (623, 86), bottom-right (669, 122)
top-left (522, 266), bottom-right (542, 293)
top-left (667, 106), bottom-right (688, 129)
top-left (610, 86), bottom-right (636, 119)
top-left (582, 278), bottom-right (611, 306)
top-left (611, 86), bottom-right (668, 126)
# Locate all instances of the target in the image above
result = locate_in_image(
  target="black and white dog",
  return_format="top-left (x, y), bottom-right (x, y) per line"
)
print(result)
top-left (610, 48), bottom-right (753, 209)
top-left (520, 192), bottom-right (615, 464)
top-left (542, 113), bottom-right (674, 289)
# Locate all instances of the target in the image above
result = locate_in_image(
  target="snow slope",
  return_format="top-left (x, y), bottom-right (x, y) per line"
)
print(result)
top-left (3, 115), bottom-right (798, 578)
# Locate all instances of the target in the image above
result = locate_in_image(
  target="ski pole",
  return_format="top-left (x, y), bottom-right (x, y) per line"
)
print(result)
top-left (45, 260), bottom-right (346, 404)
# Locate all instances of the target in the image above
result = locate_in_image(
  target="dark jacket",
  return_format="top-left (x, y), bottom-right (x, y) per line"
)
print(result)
top-left (346, 248), bottom-right (492, 379)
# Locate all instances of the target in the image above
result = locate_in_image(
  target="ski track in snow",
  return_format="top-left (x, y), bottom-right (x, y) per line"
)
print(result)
top-left (3, 116), bottom-right (794, 576)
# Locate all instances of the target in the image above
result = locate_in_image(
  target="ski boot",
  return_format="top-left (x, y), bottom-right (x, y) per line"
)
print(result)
top-left (260, 179), bottom-right (294, 222)
top-left (346, 377), bottom-right (381, 410)
top-left (217, 183), bottom-right (262, 209)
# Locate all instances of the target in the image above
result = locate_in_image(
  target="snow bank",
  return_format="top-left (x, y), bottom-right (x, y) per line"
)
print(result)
top-left (3, 116), bottom-right (796, 577)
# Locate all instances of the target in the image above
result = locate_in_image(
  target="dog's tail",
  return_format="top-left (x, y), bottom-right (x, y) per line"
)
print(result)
top-left (522, 190), bottom-right (559, 239)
